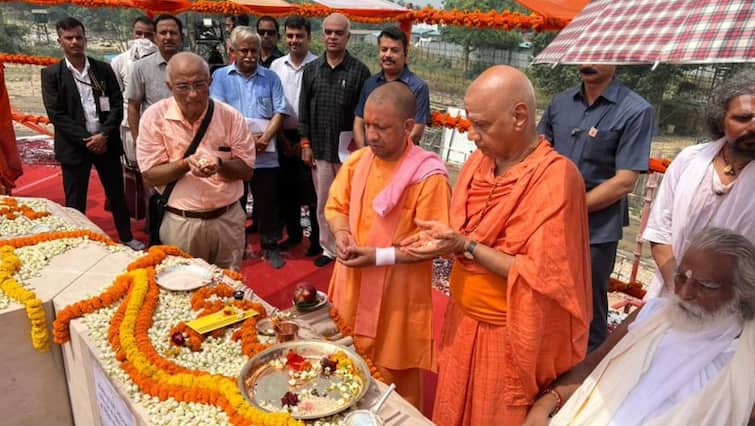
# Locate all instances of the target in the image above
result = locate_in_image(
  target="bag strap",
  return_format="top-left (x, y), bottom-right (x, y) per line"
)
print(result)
top-left (160, 98), bottom-right (215, 205)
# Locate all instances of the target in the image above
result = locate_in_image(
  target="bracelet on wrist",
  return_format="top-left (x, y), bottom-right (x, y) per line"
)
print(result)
top-left (539, 388), bottom-right (563, 417)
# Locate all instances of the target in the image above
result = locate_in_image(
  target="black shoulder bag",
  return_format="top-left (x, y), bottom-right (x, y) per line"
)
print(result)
top-left (148, 99), bottom-right (215, 246)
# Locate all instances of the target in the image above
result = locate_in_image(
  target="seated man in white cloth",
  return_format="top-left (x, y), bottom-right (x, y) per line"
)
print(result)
top-left (523, 227), bottom-right (755, 426)
top-left (643, 71), bottom-right (754, 298)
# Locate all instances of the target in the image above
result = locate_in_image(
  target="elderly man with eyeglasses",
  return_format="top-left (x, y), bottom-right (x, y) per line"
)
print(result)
top-left (525, 227), bottom-right (755, 426)
top-left (136, 52), bottom-right (255, 270)
top-left (210, 26), bottom-right (288, 269)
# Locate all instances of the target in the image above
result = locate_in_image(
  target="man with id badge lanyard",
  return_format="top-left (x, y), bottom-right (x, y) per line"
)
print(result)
top-left (210, 26), bottom-right (288, 269)
top-left (538, 64), bottom-right (654, 351)
top-left (42, 17), bottom-right (144, 250)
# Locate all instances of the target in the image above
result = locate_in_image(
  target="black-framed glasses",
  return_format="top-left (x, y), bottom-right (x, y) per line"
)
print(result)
top-left (258, 29), bottom-right (277, 37)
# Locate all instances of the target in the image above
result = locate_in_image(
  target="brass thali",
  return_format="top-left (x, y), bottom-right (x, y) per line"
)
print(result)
top-left (238, 340), bottom-right (371, 420)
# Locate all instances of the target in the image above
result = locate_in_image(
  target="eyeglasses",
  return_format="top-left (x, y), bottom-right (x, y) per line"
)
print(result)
top-left (258, 29), bottom-right (277, 37)
top-left (173, 80), bottom-right (209, 93)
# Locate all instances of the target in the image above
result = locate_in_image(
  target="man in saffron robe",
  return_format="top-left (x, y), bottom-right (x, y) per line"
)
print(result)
top-left (402, 65), bottom-right (592, 424)
top-left (0, 63), bottom-right (23, 194)
top-left (325, 82), bottom-right (451, 408)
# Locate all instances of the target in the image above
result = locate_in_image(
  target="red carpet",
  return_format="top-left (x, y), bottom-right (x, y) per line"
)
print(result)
top-left (12, 164), bottom-right (448, 416)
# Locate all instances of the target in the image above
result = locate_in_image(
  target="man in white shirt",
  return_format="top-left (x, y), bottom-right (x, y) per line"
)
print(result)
top-left (41, 17), bottom-right (143, 250)
top-left (643, 72), bottom-right (755, 298)
top-left (110, 16), bottom-right (155, 165)
top-left (525, 227), bottom-right (755, 426)
top-left (270, 16), bottom-right (321, 257)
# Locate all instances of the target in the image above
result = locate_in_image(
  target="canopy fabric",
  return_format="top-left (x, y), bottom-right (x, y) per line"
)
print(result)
top-left (313, 0), bottom-right (405, 11)
top-left (232, 0), bottom-right (291, 5)
top-left (310, 0), bottom-right (408, 18)
top-left (534, 0), bottom-right (755, 65)
top-left (228, 0), bottom-right (295, 13)
top-left (514, 0), bottom-right (588, 21)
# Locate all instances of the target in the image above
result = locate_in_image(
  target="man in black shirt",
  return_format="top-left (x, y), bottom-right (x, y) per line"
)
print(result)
top-left (257, 16), bottom-right (283, 68)
top-left (299, 13), bottom-right (370, 267)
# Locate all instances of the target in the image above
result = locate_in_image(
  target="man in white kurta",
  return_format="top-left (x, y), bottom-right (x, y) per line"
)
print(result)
top-left (643, 72), bottom-right (755, 297)
top-left (523, 227), bottom-right (755, 426)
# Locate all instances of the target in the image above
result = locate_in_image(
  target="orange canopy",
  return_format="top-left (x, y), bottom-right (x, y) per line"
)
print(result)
top-left (514, 0), bottom-right (588, 21)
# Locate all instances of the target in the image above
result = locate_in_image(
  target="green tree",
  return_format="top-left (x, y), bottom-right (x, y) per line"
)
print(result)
top-left (441, 0), bottom-right (525, 71)
top-left (0, 21), bottom-right (26, 53)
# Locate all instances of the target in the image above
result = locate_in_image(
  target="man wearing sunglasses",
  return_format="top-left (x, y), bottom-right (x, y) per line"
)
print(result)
top-left (256, 16), bottom-right (283, 68)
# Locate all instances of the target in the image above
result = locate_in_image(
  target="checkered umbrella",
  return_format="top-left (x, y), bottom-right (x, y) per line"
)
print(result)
top-left (534, 0), bottom-right (755, 65)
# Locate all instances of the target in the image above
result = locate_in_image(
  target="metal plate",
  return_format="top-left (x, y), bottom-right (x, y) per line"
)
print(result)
top-left (238, 340), bottom-right (371, 420)
top-left (292, 290), bottom-right (329, 312)
top-left (156, 262), bottom-right (213, 291)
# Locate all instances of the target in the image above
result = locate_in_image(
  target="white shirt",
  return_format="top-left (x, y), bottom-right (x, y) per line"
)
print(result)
top-left (65, 57), bottom-right (100, 134)
top-left (642, 138), bottom-right (755, 297)
top-left (269, 52), bottom-right (317, 130)
top-left (110, 39), bottom-right (157, 127)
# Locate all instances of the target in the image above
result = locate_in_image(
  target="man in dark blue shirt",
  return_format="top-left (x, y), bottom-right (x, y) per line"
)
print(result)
top-left (353, 26), bottom-right (430, 146)
top-left (538, 65), bottom-right (654, 351)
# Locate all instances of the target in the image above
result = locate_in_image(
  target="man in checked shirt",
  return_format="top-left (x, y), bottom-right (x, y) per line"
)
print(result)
top-left (298, 13), bottom-right (370, 268)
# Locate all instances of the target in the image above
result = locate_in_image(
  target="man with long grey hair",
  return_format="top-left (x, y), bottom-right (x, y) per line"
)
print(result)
top-left (524, 227), bottom-right (755, 426)
top-left (643, 71), bottom-right (755, 299)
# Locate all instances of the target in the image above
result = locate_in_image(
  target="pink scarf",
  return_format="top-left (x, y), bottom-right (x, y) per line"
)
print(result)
top-left (348, 142), bottom-right (447, 337)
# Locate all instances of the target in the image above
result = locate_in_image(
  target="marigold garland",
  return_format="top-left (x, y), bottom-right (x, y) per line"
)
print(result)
top-left (0, 228), bottom-right (114, 249)
top-left (114, 268), bottom-right (301, 425)
top-left (328, 307), bottom-right (385, 383)
top-left (10, 111), bottom-right (50, 125)
top-left (53, 272), bottom-right (132, 344)
top-left (0, 228), bottom-right (114, 351)
top-left (649, 157), bottom-right (671, 174)
top-left (0, 53), bottom-right (57, 66)
top-left (182, 2), bottom-right (566, 31)
top-left (0, 197), bottom-right (51, 220)
top-left (44, 232), bottom-right (383, 424)
top-left (430, 110), bottom-right (471, 133)
top-left (0, 246), bottom-right (49, 351)
top-left (171, 283), bottom-right (269, 353)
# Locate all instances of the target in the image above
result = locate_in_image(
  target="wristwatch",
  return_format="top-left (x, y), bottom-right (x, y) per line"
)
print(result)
top-left (463, 240), bottom-right (478, 260)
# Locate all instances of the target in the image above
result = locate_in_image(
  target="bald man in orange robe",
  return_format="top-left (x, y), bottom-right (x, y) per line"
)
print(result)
top-left (402, 65), bottom-right (592, 424)
top-left (325, 82), bottom-right (451, 408)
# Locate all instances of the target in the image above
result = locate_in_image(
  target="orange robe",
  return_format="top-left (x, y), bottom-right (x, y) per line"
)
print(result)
top-left (433, 140), bottom-right (592, 425)
top-left (326, 145), bottom-right (451, 406)
top-left (0, 64), bottom-right (22, 192)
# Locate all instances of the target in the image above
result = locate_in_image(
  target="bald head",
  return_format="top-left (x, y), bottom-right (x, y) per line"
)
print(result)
top-left (323, 13), bottom-right (350, 34)
top-left (464, 65), bottom-right (539, 161)
top-left (166, 51), bottom-right (210, 82)
top-left (366, 82), bottom-right (416, 121)
top-left (467, 65), bottom-right (536, 126)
